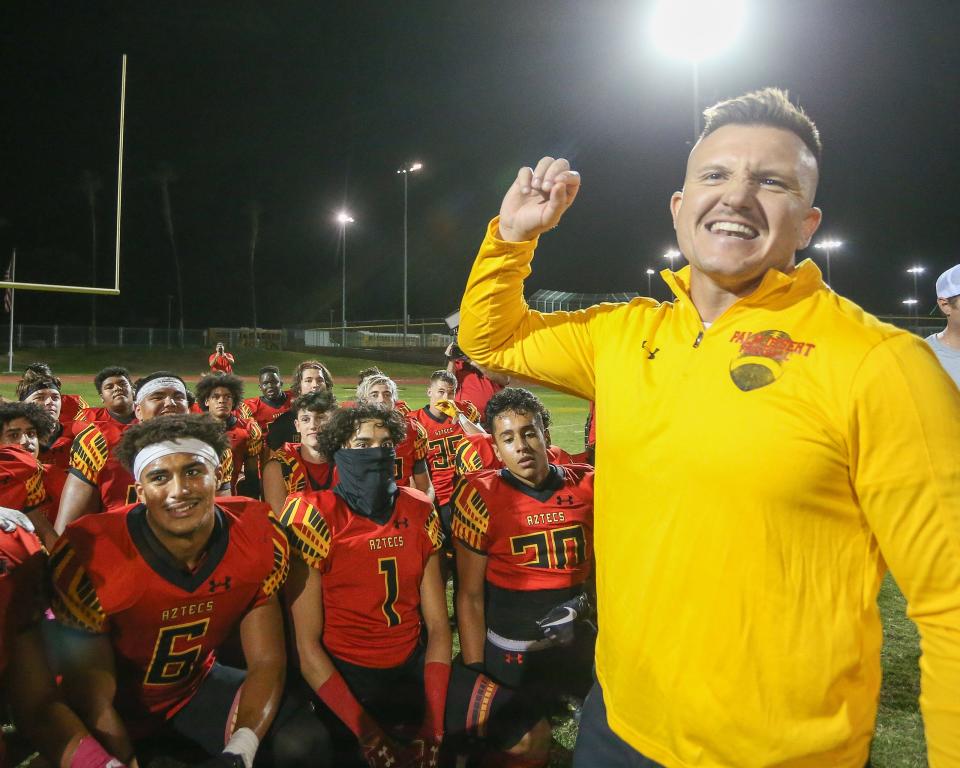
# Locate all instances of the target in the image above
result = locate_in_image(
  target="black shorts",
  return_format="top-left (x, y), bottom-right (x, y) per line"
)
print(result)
top-left (135, 662), bottom-right (332, 768)
top-left (324, 649), bottom-right (541, 756)
top-left (484, 625), bottom-right (595, 712)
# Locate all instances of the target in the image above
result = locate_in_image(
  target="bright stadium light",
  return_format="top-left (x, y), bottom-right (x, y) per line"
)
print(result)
top-left (650, 0), bottom-right (746, 140)
top-left (663, 249), bottom-right (681, 266)
top-left (645, 268), bottom-right (655, 295)
top-left (335, 211), bottom-right (355, 342)
top-left (397, 161), bottom-right (424, 343)
top-left (902, 299), bottom-right (918, 304)
top-left (813, 239), bottom-right (844, 286)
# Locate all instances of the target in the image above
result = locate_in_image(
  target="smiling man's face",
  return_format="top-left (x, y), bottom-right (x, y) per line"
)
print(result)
top-left (137, 451), bottom-right (218, 540)
top-left (670, 123), bottom-right (822, 295)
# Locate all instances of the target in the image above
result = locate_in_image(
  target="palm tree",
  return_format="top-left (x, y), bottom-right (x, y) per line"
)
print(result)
top-left (81, 171), bottom-right (101, 345)
top-left (248, 201), bottom-right (262, 347)
top-left (153, 165), bottom-right (185, 347)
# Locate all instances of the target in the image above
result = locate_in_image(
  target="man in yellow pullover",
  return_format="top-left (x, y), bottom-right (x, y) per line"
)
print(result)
top-left (458, 88), bottom-right (960, 768)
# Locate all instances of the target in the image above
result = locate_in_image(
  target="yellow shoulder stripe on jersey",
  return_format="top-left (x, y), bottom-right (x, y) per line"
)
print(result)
top-left (278, 495), bottom-right (331, 568)
top-left (261, 515), bottom-right (291, 597)
top-left (425, 506), bottom-right (444, 551)
top-left (69, 424), bottom-right (109, 484)
top-left (451, 478), bottom-right (490, 551)
top-left (49, 541), bottom-right (108, 634)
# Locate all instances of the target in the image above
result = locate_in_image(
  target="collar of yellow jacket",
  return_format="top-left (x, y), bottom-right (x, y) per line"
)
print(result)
top-left (659, 258), bottom-right (825, 314)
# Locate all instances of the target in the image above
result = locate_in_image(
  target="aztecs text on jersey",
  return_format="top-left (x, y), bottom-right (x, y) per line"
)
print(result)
top-left (49, 498), bottom-right (289, 731)
top-left (239, 392), bottom-right (293, 434)
top-left (452, 464), bottom-right (594, 591)
top-left (0, 527), bottom-right (44, 676)
top-left (280, 486), bottom-right (442, 668)
top-left (269, 443), bottom-right (336, 495)
top-left (223, 415), bottom-right (263, 492)
top-left (412, 407), bottom-right (475, 506)
top-left (395, 417), bottom-right (428, 487)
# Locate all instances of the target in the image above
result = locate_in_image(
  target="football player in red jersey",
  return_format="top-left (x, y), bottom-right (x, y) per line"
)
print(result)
top-left (0, 500), bottom-right (127, 768)
top-left (55, 372), bottom-right (232, 535)
top-left (357, 374), bottom-right (433, 500)
top-left (49, 414), bottom-right (327, 768)
top-left (265, 361), bottom-right (333, 452)
top-left (453, 392), bottom-right (573, 480)
top-left (262, 391), bottom-right (338, 515)
top-left (283, 405), bottom-right (546, 768)
top-left (18, 363), bottom-right (88, 424)
top-left (17, 374), bottom-right (78, 470)
top-left (196, 374), bottom-right (263, 497)
top-left (445, 342), bottom-right (508, 415)
top-left (411, 371), bottom-right (483, 533)
top-left (239, 367), bottom-right (293, 436)
top-left (0, 402), bottom-right (59, 547)
top-left (345, 367), bottom-right (411, 415)
top-left (452, 388), bottom-right (596, 760)
top-left (77, 367), bottom-right (136, 426)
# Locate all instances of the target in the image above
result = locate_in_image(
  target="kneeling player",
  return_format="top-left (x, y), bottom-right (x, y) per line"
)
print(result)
top-left (50, 414), bottom-right (328, 767)
top-left (452, 388), bottom-right (596, 751)
top-left (282, 406), bottom-right (544, 768)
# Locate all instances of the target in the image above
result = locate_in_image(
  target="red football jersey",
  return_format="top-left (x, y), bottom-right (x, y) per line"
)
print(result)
top-left (59, 393), bottom-right (88, 424)
top-left (451, 359), bottom-right (504, 415)
top-left (454, 433), bottom-right (575, 479)
top-left (68, 421), bottom-right (138, 510)
top-left (222, 415), bottom-right (263, 493)
top-left (75, 407), bottom-right (136, 426)
top-left (0, 527), bottom-right (44, 676)
top-left (239, 392), bottom-right (294, 435)
top-left (280, 487), bottom-right (442, 668)
top-left (268, 443), bottom-right (336, 495)
top-left (49, 498), bottom-right (289, 734)
top-left (0, 445), bottom-right (48, 513)
top-left (39, 422), bottom-right (77, 473)
top-left (451, 465), bottom-right (594, 592)
top-left (411, 407), bottom-right (476, 506)
top-left (395, 417), bottom-right (428, 487)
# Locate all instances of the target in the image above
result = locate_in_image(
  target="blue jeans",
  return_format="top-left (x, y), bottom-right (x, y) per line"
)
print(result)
top-left (573, 681), bottom-right (665, 768)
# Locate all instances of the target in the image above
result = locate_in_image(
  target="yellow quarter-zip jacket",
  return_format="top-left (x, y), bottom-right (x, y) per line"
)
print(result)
top-left (458, 218), bottom-right (960, 768)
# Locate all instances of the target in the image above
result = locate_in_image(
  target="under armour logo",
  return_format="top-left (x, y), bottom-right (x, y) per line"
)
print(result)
top-left (378, 746), bottom-right (395, 767)
top-left (641, 340), bottom-right (660, 359)
top-left (556, 495), bottom-right (574, 505)
top-left (208, 576), bottom-right (232, 593)
top-left (504, 652), bottom-right (525, 664)
top-left (394, 516), bottom-right (409, 529)
top-left (428, 744), bottom-right (439, 766)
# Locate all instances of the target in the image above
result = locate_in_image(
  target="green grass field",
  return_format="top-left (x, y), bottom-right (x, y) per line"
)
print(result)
top-left (4, 348), bottom-right (926, 766)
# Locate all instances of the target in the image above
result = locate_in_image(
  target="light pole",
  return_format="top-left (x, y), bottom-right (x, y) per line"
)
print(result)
top-left (813, 239), bottom-right (843, 286)
top-left (663, 249), bottom-right (681, 270)
top-left (645, 268), bottom-right (655, 296)
top-left (336, 211), bottom-right (354, 346)
top-left (906, 266), bottom-right (925, 306)
top-left (397, 161), bottom-right (422, 345)
top-left (902, 297), bottom-right (919, 322)
top-left (650, 0), bottom-right (746, 142)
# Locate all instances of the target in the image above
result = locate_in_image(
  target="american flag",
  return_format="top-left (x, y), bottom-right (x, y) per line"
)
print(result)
top-left (2, 256), bottom-right (11, 314)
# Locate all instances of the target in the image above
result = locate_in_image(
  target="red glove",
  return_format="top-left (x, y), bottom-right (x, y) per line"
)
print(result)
top-left (415, 661), bottom-right (451, 767)
top-left (316, 671), bottom-right (406, 768)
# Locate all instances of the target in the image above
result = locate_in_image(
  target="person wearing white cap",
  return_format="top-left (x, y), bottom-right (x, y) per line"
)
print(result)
top-left (924, 264), bottom-right (960, 387)
top-left (49, 414), bottom-right (329, 767)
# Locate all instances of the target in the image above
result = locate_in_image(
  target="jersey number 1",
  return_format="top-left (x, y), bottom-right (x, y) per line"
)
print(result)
top-left (378, 557), bottom-right (401, 627)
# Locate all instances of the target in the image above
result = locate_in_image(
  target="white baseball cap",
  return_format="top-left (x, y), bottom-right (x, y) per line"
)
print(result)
top-left (935, 265), bottom-right (960, 299)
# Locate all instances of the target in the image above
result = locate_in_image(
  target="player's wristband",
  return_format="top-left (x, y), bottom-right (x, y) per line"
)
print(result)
top-left (223, 727), bottom-right (259, 768)
top-left (69, 736), bottom-right (126, 768)
top-left (316, 669), bottom-right (374, 739)
top-left (422, 661), bottom-right (451, 739)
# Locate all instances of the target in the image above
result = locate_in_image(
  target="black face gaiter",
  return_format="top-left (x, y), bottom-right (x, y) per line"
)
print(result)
top-left (333, 447), bottom-right (398, 525)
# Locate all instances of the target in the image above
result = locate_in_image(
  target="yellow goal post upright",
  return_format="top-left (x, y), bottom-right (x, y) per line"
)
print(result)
top-left (3, 55), bottom-right (127, 372)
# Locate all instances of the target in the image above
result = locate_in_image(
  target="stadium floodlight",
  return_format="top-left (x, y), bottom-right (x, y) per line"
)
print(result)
top-left (336, 211), bottom-right (355, 343)
top-left (902, 297), bottom-right (919, 318)
top-left (906, 265), bottom-right (925, 303)
top-left (397, 161), bottom-right (423, 344)
top-left (663, 249), bottom-right (681, 267)
top-left (645, 268), bottom-right (655, 296)
top-left (813, 239), bottom-right (843, 285)
top-left (901, 299), bottom-right (918, 304)
top-left (650, 0), bottom-right (745, 139)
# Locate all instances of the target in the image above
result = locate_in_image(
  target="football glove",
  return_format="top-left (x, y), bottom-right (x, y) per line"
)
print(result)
top-left (536, 592), bottom-right (592, 646)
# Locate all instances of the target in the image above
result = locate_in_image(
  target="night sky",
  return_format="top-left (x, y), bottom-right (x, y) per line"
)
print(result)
top-left (2, 1), bottom-right (958, 331)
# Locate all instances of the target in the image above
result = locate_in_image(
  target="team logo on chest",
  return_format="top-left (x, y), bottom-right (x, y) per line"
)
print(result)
top-left (728, 330), bottom-right (815, 391)
top-left (208, 576), bottom-right (232, 593)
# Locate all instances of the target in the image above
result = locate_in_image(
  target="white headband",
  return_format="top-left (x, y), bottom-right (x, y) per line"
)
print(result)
top-left (132, 438), bottom-right (220, 481)
top-left (135, 377), bottom-right (187, 405)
